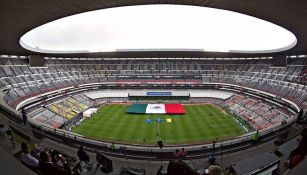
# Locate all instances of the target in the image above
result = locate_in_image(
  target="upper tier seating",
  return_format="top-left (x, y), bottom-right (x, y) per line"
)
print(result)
top-left (0, 56), bottom-right (306, 110)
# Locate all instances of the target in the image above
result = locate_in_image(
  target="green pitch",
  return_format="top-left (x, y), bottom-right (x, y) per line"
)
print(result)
top-left (73, 104), bottom-right (245, 145)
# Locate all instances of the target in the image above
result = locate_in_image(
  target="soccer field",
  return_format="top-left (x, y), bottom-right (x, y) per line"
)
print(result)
top-left (72, 104), bottom-right (245, 145)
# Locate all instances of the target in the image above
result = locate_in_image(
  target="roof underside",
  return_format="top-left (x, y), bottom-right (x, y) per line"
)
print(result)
top-left (0, 0), bottom-right (307, 58)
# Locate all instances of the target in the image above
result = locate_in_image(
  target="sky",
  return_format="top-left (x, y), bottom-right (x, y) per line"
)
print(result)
top-left (20, 4), bottom-right (297, 53)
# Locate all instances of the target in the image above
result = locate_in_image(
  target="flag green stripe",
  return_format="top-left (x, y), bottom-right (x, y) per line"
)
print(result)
top-left (127, 104), bottom-right (148, 114)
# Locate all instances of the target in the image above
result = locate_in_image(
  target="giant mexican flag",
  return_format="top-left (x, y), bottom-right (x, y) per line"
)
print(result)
top-left (127, 104), bottom-right (185, 114)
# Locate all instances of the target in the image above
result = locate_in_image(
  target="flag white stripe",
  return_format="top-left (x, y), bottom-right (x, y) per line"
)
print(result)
top-left (146, 104), bottom-right (166, 114)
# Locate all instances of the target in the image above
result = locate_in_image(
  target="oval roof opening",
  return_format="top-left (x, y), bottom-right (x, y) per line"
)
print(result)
top-left (20, 5), bottom-right (297, 54)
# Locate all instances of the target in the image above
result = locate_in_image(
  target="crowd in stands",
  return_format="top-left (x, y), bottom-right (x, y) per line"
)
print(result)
top-left (166, 126), bottom-right (307, 175)
top-left (174, 148), bottom-right (187, 157)
top-left (20, 142), bottom-right (72, 175)
top-left (15, 125), bottom-right (307, 175)
top-left (19, 140), bottom-right (226, 175)
top-left (19, 142), bottom-right (93, 175)
top-left (167, 157), bottom-right (222, 175)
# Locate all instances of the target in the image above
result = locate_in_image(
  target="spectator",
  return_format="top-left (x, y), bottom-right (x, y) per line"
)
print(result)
top-left (111, 142), bottom-right (116, 150)
top-left (39, 151), bottom-right (71, 175)
top-left (158, 141), bottom-right (164, 149)
top-left (38, 144), bottom-right (48, 153)
top-left (281, 120), bottom-right (287, 126)
top-left (77, 146), bottom-right (90, 162)
top-left (208, 165), bottom-right (222, 175)
top-left (21, 108), bottom-right (27, 126)
top-left (252, 130), bottom-right (260, 144)
top-left (167, 160), bottom-right (198, 175)
top-left (55, 154), bottom-right (69, 169)
top-left (288, 127), bottom-right (307, 168)
top-left (174, 149), bottom-right (181, 157)
top-left (208, 155), bottom-right (216, 165)
top-left (30, 143), bottom-right (40, 159)
top-left (21, 142), bottom-right (39, 168)
top-left (180, 148), bottom-right (187, 157)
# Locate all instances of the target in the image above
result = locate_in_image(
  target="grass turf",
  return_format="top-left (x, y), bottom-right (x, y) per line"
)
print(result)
top-left (72, 104), bottom-right (245, 145)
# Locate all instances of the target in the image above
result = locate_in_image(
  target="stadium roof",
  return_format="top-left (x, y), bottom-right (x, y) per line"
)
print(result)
top-left (1, 0), bottom-right (307, 58)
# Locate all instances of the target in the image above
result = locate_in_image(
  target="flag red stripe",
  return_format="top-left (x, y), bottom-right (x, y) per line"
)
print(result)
top-left (164, 103), bottom-right (186, 114)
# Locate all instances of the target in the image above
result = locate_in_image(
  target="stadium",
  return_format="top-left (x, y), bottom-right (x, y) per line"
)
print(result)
top-left (0, 1), bottom-right (306, 175)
